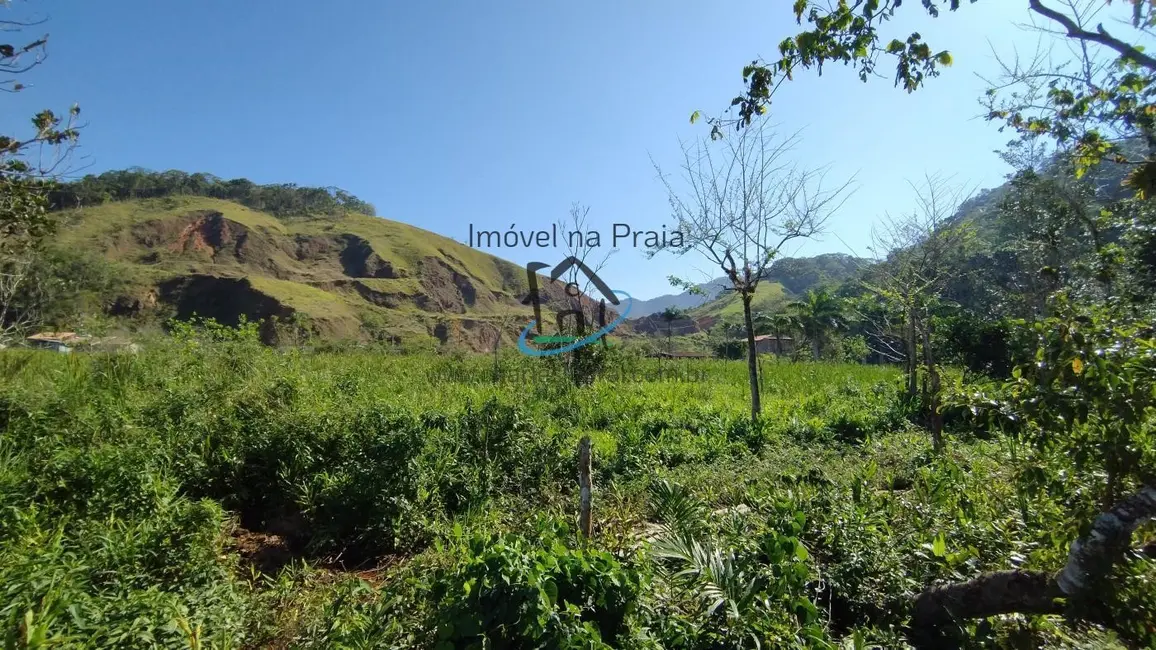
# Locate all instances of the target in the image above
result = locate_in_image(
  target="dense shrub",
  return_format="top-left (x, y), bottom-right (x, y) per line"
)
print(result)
top-left (429, 520), bottom-right (645, 648)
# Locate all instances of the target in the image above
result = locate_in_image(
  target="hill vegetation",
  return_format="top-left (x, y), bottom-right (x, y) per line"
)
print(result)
top-left (631, 253), bottom-right (863, 319)
top-left (47, 168), bottom-right (379, 218)
top-left (30, 193), bottom-right (604, 349)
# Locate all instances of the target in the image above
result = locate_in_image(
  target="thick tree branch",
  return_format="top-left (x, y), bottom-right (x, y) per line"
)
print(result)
top-left (909, 484), bottom-right (1156, 648)
top-left (1056, 484), bottom-right (1156, 595)
top-left (1028, 0), bottom-right (1156, 72)
top-left (910, 570), bottom-right (1061, 646)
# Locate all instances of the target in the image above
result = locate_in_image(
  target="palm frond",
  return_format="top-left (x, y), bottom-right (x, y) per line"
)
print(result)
top-left (648, 479), bottom-right (708, 536)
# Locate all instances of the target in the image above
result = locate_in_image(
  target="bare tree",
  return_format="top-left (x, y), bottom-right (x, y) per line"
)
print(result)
top-left (554, 202), bottom-right (617, 337)
top-left (0, 253), bottom-right (42, 346)
top-left (652, 121), bottom-right (853, 421)
top-left (488, 310), bottom-right (524, 382)
top-left (519, 202), bottom-right (620, 384)
top-left (862, 174), bottom-right (976, 451)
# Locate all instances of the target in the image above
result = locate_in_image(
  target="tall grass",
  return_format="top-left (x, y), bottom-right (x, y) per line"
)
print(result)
top-left (0, 335), bottom-right (1143, 648)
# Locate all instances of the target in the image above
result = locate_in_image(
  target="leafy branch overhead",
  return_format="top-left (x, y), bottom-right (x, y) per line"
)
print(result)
top-left (706, 0), bottom-right (1156, 198)
top-left (1, 1), bottom-right (83, 345)
top-left (712, 0), bottom-right (973, 138)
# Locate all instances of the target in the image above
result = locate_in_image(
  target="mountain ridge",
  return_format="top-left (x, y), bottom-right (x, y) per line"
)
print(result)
top-left (629, 252), bottom-right (867, 319)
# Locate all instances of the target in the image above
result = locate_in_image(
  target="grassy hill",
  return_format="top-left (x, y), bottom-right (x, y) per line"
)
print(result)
top-left (687, 281), bottom-right (791, 320)
top-left (633, 253), bottom-right (865, 325)
top-left (52, 196), bottom-right (594, 349)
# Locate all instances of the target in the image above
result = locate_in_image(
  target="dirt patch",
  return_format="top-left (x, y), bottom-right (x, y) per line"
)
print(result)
top-left (630, 313), bottom-right (699, 335)
top-left (107, 289), bottom-right (159, 317)
top-left (131, 210), bottom-right (234, 254)
top-left (432, 321), bottom-right (450, 344)
top-left (351, 280), bottom-right (424, 310)
top-left (459, 318), bottom-right (501, 351)
top-left (293, 234), bottom-right (336, 261)
top-left (418, 257), bottom-right (486, 313)
top-left (310, 279), bottom-right (427, 313)
top-left (420, 319), bottom-right (512, 352)
top-left (230, 528), bottom-right (296, 575)
top-left (530, 273), bottom-right (621, 319)
top-left (132, 211), bottom-right (294, 278)
top-left (455, 273), bottom-right (478, 307)
top-left (171, 216), bottom-right (218, 254)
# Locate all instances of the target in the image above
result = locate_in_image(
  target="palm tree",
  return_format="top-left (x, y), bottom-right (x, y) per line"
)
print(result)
top-left (787, 289), bottom-right (844, 360)
top-left (659, 306), bottom-right (688, 355)
top-left (753, 311), bottom-right (798, 356)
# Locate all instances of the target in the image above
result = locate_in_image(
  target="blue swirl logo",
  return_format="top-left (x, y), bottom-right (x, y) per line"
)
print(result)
top-left (517, 290), bottom-right (632, 357)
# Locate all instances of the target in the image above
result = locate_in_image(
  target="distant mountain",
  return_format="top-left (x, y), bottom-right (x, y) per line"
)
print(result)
top-left (629, 279), bottom-right (729, 317)
top-left (630, 253), bottom-right (866, 320)
top-left (763, 253), bottom-right (866, 295)
top-left (689, 281), bottom-right (788, 319)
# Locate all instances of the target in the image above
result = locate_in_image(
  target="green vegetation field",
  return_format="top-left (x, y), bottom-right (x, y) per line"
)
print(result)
top-left (2, 324), bottom-right (1145, 649)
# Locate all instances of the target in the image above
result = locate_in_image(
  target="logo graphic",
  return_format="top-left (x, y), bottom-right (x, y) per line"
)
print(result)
top-left (518, 256), bottom-right (632, 357)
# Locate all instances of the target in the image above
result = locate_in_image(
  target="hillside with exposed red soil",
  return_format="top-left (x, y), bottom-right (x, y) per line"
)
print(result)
top-left (55, 196), bottom-right (619, 349)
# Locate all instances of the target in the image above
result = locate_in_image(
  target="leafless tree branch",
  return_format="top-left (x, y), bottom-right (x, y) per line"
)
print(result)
top-left (1029, 0), bottom-right (1156, 72)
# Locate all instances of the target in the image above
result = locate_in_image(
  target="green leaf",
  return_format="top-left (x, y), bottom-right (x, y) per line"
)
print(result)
top-left (794, 543), bottom-right (809, 561)
top-left (542, 579), bottom-right (558, 605)
top-left (690, 110), bottom-right (701, 125)
top-left (931, 532), bottom-right (946, 558)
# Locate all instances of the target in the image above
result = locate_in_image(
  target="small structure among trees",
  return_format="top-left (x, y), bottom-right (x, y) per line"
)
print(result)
top-left (752, 334), bottom-right (793, 356)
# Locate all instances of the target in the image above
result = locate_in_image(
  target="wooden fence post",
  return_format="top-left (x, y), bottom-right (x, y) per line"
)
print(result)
top-left (578, 436), bottom-right (592, 539)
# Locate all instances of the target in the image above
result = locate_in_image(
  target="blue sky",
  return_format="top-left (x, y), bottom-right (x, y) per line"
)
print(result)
top-left (11, 0), bottom-right (1050, 299)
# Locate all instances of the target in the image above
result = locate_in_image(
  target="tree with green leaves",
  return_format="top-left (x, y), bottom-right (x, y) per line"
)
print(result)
top-left (755, 310), bottom-right (798, 356)
top-left (913, 294), bottom-right (1156, 646)
top-left (658, 306), bottom-right (688, 355)
top-left (46, 168), bottom-right (377, 217)
top-left (786, 289), bottom-right (845, 360)
top-left (699, 1), bottom-right (1156, 198)
top-left (652, 120), bottom-right (853, 422)
top-left (1, 1), bottom-right (81, 345)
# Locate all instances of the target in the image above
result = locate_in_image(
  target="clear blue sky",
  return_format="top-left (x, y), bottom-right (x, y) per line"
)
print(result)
top-left (11, 0), bottom-right (1049, 299)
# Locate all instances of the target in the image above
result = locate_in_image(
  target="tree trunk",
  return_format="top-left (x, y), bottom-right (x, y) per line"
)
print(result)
top-left (1056, 484), bottom-right (1156, 597)
top-left (922, 327), bottom-right (943, 453)
top-left (492, 328), bottom-right (501, 382)
top-left (577, 436), bottom-right (593, 539)
top-left (909, 484), bottom-right (1156, 648)
top-left (909, 570), bottom-right (1061, 648)
top-left (905, 307), bottom-right (918, 398)
top-left (811, 337), bottom-right (821, 361)
top-left (741, 295), bottom-right (762, 422)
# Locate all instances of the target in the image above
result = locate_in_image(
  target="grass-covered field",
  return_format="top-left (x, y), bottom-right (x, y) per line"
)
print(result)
top-left (0, 330), bottom-right (1144, 648)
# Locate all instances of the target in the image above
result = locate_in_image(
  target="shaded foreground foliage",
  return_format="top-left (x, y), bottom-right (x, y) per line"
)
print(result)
top-left (0, 322), bottom-right (1151, 648)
